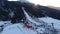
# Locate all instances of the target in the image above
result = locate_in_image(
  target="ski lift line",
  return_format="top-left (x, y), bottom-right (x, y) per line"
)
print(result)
top-left (22, 7), bottom-right (41, 25)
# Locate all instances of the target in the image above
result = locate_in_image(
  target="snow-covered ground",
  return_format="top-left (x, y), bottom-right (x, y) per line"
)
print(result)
top-left (1, 23), bottom-right (36, 34)
top-left (39, 17), bottom-right (60, 29)
top-left (0, 21), bottom-right (12, 28)
top-left (0, 17), bottom-right (60, 34)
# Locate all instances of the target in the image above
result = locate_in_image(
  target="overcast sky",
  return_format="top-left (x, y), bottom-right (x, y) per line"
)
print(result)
top-left (8, 0), bottom-right (60, 7)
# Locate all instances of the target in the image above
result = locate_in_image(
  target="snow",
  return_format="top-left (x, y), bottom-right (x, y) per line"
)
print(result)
top-left (36, 27), bottom-right (45, 33)
top-left (1, 23), bottom-right (36, 34)
top-left (9, 11), bottom-right (14, 18)
top-left (0, 21), bottom-right (12, 28)
top-left (0, 17), bottom-right (60, 34)
top-left (38, 17), bottom-right (60, 29)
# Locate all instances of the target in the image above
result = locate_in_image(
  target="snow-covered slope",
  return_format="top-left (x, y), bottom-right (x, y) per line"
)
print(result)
top-left (38, 17), bottom-right (60, 29)
top-left (0, 21), bottom-right (12, 28)
top-left (1, 23), bottom-right (36, 34)
top-left (0, 17), bottom-right (60, 34)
